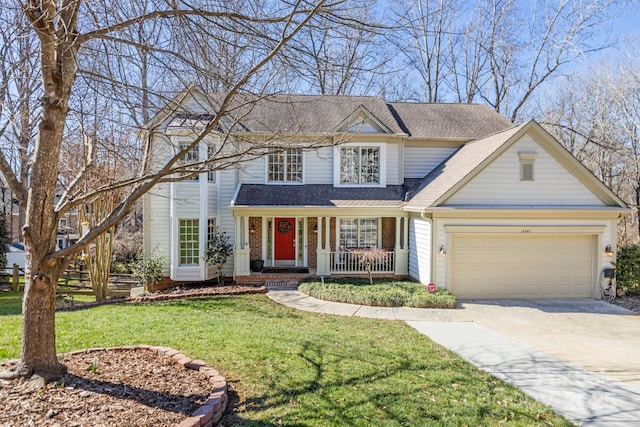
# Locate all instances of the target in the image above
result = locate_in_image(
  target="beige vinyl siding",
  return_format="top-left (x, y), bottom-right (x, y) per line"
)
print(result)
top-left (217, 168), bottom-right (238, 277)
top-left (404, 145), bottom-right (458, 179)
top-left (408, 216), bottom-right (431, 284)
top-left (240, 156), bottom-right (266, 184)
top-left (386, 142), bottom-right (401, 185)
top-left (304, 147), bottom-right (333, 184)
top-left (174, 183), bottom-right (201, 217)
top-left (143, 184), bottom-right (171, 275)
top-left (445, 136), bottom-right (604, 206)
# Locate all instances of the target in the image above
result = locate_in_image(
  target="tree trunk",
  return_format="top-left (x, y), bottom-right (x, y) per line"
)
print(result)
top-left (18, 253), bottom-right (66, 380)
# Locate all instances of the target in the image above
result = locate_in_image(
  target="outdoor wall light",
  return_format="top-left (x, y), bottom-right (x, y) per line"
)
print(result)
top-left (249, 221), bottom-right (256, 233)
top-left (604, 244), bottom-right (614, 257)
top-left (313, 224), bottom-right (318, 233)
top-left (439, 245), bottom-right (447, 255)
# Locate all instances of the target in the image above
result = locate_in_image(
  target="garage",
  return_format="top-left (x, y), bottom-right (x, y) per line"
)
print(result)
top-left (450, 234), bottom-right (595, 299)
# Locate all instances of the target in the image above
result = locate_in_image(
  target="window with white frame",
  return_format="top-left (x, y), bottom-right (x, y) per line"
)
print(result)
top-left (207, 144), bottom-right (216, 182)
top-left (518, 152), bottom-right (537, 182)
top-left (340, 146), bottom-right (380, 184)
top-left (179, 219), bottom-right (199, 265)
top-left (339, 218), bottom-right (378, 248)
top-left (268, 148), bottom-right (302, 183)
top-left (178, 141), bottom-right (200, 181)
top-left (207, 218), bottom-right (216, 245)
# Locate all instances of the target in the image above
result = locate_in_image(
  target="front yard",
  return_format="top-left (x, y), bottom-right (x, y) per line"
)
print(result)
top-left (0, 292), bottom-right (571, 425)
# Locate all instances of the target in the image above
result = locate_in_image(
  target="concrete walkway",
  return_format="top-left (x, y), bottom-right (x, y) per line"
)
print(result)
top-left (267, 289), bottom-right (640, 426)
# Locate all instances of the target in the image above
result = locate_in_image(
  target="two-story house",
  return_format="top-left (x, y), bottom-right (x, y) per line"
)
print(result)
top-left (142, 87), bottom-right (628, 299)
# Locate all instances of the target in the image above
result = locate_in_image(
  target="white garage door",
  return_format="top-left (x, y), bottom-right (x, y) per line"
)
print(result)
top-left (450, 234), bottom-right (595, 298)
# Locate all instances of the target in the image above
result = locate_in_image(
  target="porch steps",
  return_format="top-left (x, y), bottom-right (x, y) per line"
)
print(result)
top-left (264, 280), bottom-right (299, 289)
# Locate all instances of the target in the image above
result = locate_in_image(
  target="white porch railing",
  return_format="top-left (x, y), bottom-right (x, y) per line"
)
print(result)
top-left (329, 251), bottom-right (395, 274)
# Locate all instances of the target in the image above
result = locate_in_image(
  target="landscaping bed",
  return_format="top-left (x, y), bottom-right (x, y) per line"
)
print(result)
top-left (0, 347), bottom-right (219, 427)
top-left (298, 278), bottom-right (457, 308)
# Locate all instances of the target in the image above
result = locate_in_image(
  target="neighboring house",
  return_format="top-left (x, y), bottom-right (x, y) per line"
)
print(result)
top-left (142, 88), bottom-right (629, 299)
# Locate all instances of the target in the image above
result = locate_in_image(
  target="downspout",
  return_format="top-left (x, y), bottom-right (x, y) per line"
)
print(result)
top-left (420, 211), bottom-right (435, 284)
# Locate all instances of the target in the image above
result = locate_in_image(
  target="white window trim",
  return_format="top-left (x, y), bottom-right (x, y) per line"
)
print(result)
top-left (178, 218), bottom-right (200, 267)
top-left (173, 135), bottom-right (201, 182)
top-left (518, 152), bottom-right (537, 182)
top-left (205, 143), bottom-right (217, 183)
top-left (265, 148), bottom-right (305, 185)
top-left (333, 142), bottom-right (386, 187)
top-left (336, 217), bottom-right (382, 250)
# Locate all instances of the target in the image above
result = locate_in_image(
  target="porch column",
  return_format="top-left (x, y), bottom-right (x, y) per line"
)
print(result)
top-left (234, 215), bottom-right (251, 276)
top-left (395, 216), bottom-right (409, 276)
top-left (316, 216), bottom-right (330, 276)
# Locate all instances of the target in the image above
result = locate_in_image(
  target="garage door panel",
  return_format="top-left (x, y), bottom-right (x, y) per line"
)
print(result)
top-left (451, 234), bottom-right (594, 298)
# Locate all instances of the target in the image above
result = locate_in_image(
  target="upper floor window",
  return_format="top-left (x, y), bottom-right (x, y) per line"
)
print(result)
top-left (340, 146), bottom-right (380, 185)
top-left (268, 148), bottom-right (302, 183)
top-left (207, 144), bottom-right (216, 182)
top-left (178, 141), bottom-right (199, 181)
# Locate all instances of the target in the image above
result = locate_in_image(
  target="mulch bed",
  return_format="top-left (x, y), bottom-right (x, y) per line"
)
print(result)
top-left (1, 284), bottom-right (259, 427)
top-left (0, 349), bottom-right (212, 427)
top-left (612, 294), bottom-right (640, 313)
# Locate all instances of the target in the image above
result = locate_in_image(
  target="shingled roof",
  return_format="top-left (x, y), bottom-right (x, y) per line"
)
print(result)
top-left (234, 184), bottom-right (406, 207)
top-left (211, 94), bottom-right (513, 139)
top-left (405, 123), bottom-right (526, 209)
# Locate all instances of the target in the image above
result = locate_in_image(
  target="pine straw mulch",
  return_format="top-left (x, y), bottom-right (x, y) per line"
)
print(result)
top-left (612, 294), bottom-right (640, 313)
top-left (0, 284), bottom-right (262, 427)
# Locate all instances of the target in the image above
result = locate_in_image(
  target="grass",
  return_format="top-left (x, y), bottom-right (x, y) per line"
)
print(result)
top-left (0, 293), bottom-right (571, 426)
top-left (299, 278), bottom-right (457, 308)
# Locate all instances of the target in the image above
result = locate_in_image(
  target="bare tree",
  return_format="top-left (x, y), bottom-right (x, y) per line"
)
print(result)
top-left (0, 0), bottom-right (350, 383)
top-left (388, 0), bottom-right (623, 120)
top-left (539, 54), bottom-right (640, 243)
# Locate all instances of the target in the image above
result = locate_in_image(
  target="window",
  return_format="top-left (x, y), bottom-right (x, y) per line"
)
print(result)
top-left (207, 218), bottom-right (216, 245)
top-left (178, 141), bottom-right (199, 180)
top-left (268, 148), bottom-right (302, 183)
top-left (339, 218), bottom-right (378, 248)
top-left (179, 219), bottom-right (199, 265)
top-left (207, 144), bottom-right (216, 182)
top-left (519, 152), bottom-right (537, 182)
top-left (340, 146), bottom-right (380, 184)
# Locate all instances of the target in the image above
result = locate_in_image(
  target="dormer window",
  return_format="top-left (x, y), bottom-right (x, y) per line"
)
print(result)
top-left (333, 143), bottom-right (386, 187)
top-left (340, 146), bottom-right (380, 184)
top-left (519, 152), bottom-right (537, 182)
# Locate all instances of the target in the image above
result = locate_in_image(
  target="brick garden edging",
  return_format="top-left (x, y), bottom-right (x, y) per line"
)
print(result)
top-left (64, 346), bottom-right (228, 427)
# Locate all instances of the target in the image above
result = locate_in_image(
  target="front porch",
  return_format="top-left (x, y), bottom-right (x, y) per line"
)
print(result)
top-left (232, 214), bottom-right (409, 280)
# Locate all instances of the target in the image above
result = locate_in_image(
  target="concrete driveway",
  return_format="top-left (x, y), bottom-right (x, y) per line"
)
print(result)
top-left (456, 299), bottom-right (640, 388)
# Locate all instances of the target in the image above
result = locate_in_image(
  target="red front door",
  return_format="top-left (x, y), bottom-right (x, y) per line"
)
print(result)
top-left (274, 218), bottom-right (296, 261)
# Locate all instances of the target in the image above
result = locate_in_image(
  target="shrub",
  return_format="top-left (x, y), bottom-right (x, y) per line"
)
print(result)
top-left (298, 278), bottom-right (456, 309)
top-left (204, 226), bottom-right (233, 285)
top-left (132, 247), bottom-right (165, 292)
top-left (615, 245), bottom-right (640, 295)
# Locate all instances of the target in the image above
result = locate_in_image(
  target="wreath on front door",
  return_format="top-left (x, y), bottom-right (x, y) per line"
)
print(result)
top-left (278, 219), bottom-right (292, 234)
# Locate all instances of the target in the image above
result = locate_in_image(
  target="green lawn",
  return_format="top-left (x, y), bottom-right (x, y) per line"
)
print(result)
top-left (0, 293), bottom-right (571, 426)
